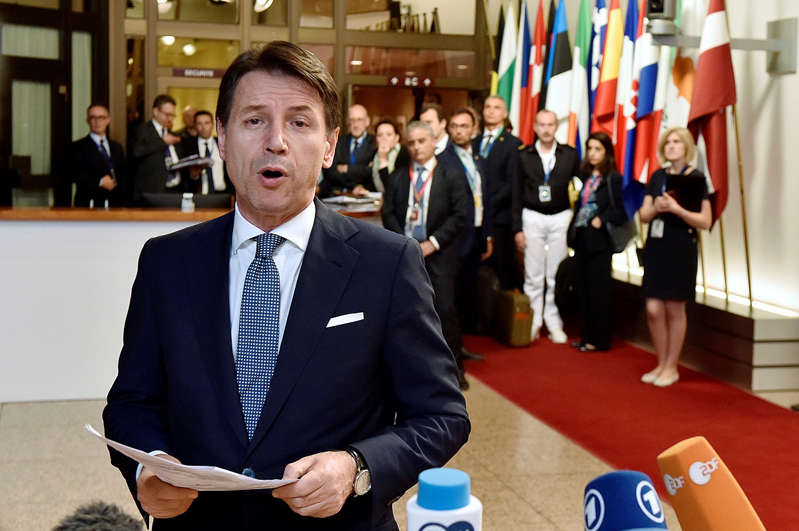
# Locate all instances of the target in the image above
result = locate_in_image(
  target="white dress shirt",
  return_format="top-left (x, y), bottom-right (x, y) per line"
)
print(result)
top-left (434, 133), bottom-right (450, 155)
top-left (453, 144), bottom-right (484, 227)
top-left (197, 136), bottom-right (226, 193)
top-left (535, 140), bottom-right (557, 177)
top-left (229, 200), bottom-right (315, 357)
top-left (152, 119), bottom-right (179, 164)
top-left (89, 132), bottom-right (113, 182)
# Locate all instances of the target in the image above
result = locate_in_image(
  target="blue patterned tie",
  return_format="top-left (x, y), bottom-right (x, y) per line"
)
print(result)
top-left (412, 166), bottom-right (426, 241)
top-left (236, 232), bottom-right (285, 439)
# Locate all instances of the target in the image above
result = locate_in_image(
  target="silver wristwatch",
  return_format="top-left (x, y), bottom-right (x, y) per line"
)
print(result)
top-left (346, 447), bottom-right (371, 497)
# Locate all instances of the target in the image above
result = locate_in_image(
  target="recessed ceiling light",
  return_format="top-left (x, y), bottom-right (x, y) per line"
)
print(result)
top-left (160, 35), bottom-right (175, 46)
top-left (254, 0), bottom-right (273, 12)
top-left (182, 43), bottom-right (197, 56)
top-left (350, 60), bottom-right (363, 66)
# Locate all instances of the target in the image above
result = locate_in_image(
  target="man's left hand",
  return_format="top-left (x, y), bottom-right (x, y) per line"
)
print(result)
top-left (336, 164), bottom-right (348, 174)
top-left (272, 451), bottom-right (356, 518)
top-left (420, 240), bottom-right (436, 257)
top-left (481, 238), bottom-right (494, 261)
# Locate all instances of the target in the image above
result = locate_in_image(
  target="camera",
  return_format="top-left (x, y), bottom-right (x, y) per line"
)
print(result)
top-left (646, 0), bottom-right (678, 35)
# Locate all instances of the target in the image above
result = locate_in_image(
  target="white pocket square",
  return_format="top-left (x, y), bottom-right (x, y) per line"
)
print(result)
top-left (326, 312), bottom-right (364, 328)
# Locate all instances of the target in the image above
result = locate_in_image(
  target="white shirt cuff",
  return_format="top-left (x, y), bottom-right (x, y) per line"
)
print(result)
top-left (429, 236), bottom-right (440, 251)
top-left (135, 450), bottom-right (168, 481)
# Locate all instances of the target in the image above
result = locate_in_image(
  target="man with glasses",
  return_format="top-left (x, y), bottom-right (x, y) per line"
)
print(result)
top-left (319, 104), bottom-right (376, 196)
top-left (131, 94), bottom-right (183, 201)
top-left (70, 103), bottom-right (126, 207)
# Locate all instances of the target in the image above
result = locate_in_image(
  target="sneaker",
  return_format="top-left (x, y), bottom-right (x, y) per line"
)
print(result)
top-left (549, 328), bottom-right (568, 344)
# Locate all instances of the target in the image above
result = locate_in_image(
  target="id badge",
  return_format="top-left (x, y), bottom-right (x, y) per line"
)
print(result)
top-left (538, 184), bottom-right (552, 203)
top-left (409, 206), bottom-right (420, 222)
top-left (650, 218), bottom-right (665, 239)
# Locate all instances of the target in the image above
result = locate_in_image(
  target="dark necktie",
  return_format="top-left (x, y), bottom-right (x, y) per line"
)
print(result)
top-left (350, 139), bottom-right (360, 165)
top-left (202, 141), bottom-right (215, 194)
top-left (236, 233), bottom-right (285, 439)
top-left (412, 166), bottom-right (426, 241)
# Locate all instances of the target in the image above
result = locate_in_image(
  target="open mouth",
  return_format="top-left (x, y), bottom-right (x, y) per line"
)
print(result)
top-left (260, 167), bottom-right (286, 179)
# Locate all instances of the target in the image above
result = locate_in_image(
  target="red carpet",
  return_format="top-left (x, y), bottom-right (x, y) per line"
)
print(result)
top-left (463, 335), bottom-right (799, 530)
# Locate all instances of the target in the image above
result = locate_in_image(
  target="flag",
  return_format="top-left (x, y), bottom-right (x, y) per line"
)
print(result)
top-left (662, 0), bottom-right (706, 131)
top-left (588, 0), bottom-right (608, 120)
top-left (688, 0), bottom-right (736, 223)
top-left (496, 2), bottom-right (518, 108)
top-left (632, 16), bottom-right (668, 186)
top-left (591, 0), bottom-right (622, 136)
top-left (490, 4), bottom-right (506, 95)
top-left (521, 0), bottom-right (547, 145)
top-left (567, 0), bottom-right (592, 157)
top-left (616, 0), bottom-right (644, 218)
top-left (539, 0), bottom-right (557, 113)
top-left (544, 0), bottom-right (571, 143)
top-left (510, 1), bottom-right (532, 135)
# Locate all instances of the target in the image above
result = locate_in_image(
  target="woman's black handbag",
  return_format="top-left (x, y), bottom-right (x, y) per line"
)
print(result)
top-left (605, 182), bottom-right (638, 253)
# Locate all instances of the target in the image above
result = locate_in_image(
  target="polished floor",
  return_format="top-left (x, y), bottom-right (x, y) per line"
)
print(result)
top-left (1, 378), bottom-right (797, 530)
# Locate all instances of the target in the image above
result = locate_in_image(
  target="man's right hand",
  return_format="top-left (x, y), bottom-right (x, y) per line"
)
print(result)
top-left (99, 175), bottom-right (117, 191)
top-left (137, 454), bottom-right (198, 519)
top-left (514, 231), bottom-right (526, 251)
top-left (163, 133), bottom-right (182, 146)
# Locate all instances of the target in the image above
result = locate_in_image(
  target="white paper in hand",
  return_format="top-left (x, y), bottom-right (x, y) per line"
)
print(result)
top-left (85, 424), bottom-right (296, 491)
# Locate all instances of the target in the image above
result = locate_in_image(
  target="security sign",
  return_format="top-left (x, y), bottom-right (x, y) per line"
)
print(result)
top-left (635, 481), bottom-right (666, 524)
top-left (584, 488), bottom-right (605, 531)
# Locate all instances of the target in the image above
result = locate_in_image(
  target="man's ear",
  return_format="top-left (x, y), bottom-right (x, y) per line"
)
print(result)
top-left (322, 127), bottom-right (340, 168)
top-left (216, 119), bottom-right (226, 160)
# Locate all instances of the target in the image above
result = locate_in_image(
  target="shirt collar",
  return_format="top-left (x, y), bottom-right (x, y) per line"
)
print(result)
top-left (535, 140), bottom-right (556, 156)
top-left (453, 143), bottom-right (472, 157)
top-left (151, 119), bottom-right (164, 136)
top-left (198, 136), bottom-right (215, 148)
top-left (89, 132), bottom-right (105, 145)
top-left (232, 200), bottom-right (316, 256)
top-left (351, 132), bottom-right (367, 144)
top-left (484, 125), bottom-right (502, 139)
top-left (414, 156), bottom-right (436, 174)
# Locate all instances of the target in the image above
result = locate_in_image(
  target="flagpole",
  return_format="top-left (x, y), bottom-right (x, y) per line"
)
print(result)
top-left (718, 216), bottom-right (730, 307)
top-left (732, 104), bottom-right (754, 314)
top-left (698, 231), bottom-right (707, 304)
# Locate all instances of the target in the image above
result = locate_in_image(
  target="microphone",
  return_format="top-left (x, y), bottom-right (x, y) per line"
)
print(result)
top-left (583, 470), bottom-right (668, 530)
top-left (657, 436), bottom-right (765, 530)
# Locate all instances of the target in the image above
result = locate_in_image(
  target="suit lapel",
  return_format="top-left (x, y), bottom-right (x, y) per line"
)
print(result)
top-left (184, 212), bottom-right (249, 446)
top-left (248, 201), bottom-right (360, 452)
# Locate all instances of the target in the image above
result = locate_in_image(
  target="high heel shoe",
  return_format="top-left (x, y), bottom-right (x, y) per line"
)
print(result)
top-left (653, 372), bottom-right (680, 387)
top-left (641, 369), bottom-right (661, 384)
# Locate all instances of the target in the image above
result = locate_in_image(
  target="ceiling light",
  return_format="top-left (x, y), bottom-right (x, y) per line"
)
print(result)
top-left (457, 64), bottom-right (468, 70)
top-left (182, 43), bottom-right (197, 56)
top-left (350, 60), bottom-right (363, 66)
top-left (127, 57), bottom-right (134, 65)
top-left (254, 0), bottom-right (273, 12)
top-left (160, 35), bottom-right (175, 46)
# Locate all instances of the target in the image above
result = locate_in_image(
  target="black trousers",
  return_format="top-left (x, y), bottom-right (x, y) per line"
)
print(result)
top-left (491, 223), bottom-right (522, 290)
top-left (456, 227), bottom-right (484, 334)
top-left (428, 259), bottom-right (463, 374)
top-left (575, 228), bottom-right (613, 350)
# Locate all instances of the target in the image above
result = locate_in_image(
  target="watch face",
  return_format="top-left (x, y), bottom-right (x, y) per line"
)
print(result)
top-left (354, 469), bottom-right (371, 496)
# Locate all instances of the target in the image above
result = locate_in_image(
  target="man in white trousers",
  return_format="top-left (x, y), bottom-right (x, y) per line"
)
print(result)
top-left (512, 110), bottom-right (581, 343)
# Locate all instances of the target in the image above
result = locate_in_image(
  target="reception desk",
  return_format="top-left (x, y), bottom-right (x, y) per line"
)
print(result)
top-left (0, 206), bottom-right (380, 402)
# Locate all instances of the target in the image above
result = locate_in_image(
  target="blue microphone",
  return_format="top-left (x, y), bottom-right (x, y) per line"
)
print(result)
top-left (584, 470), bottom-right (668, 530)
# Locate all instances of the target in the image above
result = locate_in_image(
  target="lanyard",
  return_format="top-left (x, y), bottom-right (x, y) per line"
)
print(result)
top-left (542, 153), bottom-right (555, 183)
top-left (409, 162), bottom-right (435, 206)
top-left (581, 174), bottom-right (601, 206)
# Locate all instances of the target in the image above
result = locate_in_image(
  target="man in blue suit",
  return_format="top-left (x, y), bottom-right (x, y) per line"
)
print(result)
top-left (103, 41), bottom-right (469, 531)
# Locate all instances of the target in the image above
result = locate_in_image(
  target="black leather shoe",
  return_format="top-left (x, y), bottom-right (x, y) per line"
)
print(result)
top-left (461, 347), bottom-right (484, 361)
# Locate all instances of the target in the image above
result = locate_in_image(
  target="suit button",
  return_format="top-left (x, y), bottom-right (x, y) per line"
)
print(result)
top-left (242, 468), bottom-right (255, 477)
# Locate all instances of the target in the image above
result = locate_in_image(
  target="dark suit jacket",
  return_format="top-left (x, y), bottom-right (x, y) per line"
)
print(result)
top-left (320, 133), bottom-right (377, 196)
top-left (512, 143), bottom-right (582, 233)
top-left (103, 200), bottom-right (469, 530)
top-left (381, 162), bottom-right (470, 279)
top-left (436, 142), bottom-right (493, 257)
top-left (176, 136), bottom-right (234, 195)
top-left (131, 121), bottom-right (173, 199)
top-left (568, 171), bottom-right (628, 255)
top-left (70, 135), bottom-right (126, 207)
top-left (472, 128), bottom-right (522, 227)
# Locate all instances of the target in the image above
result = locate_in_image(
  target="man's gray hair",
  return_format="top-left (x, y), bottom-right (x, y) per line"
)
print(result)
top-left (53, 501), bottom-right (142, 531)
top-left (406, 120), bottom-right (434, 138)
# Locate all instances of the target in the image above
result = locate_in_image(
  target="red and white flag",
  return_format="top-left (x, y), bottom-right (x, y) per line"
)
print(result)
top-left (687, 0), bottom-right (736, 223)
top-left (521, 0), bottom-right (547, 145)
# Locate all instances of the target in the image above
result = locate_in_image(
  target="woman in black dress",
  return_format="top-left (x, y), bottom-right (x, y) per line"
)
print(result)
top-left (568, 132), bottom-right (627, 352)
top-left (639, 127), bottom-right (712, 387)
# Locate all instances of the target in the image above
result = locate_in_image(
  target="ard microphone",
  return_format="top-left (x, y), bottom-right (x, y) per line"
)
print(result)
top-left (584, 470), bottom-right (668, 530)
top-left (657, 436), bottom-right (765, 531)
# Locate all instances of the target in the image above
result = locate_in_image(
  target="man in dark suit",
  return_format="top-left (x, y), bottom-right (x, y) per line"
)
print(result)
top-left (382, 121), bottom-right (470, 389)
top-left (513, 109), bottom-right (582, 344)
top-left (319, 104), bottom-right (376, 196)
top-left (103, 42), bottom-right (469, 531)
top-left (131, 94), bottom-right (183, 201)
top-left (176, 110), bottom-right (233, 195)
top-left (438, 108), bottom-right (493, 336)
top-left (70, 103), bottom-right (126, 207)
top-left (473, 95), bottom-right (523, 290)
